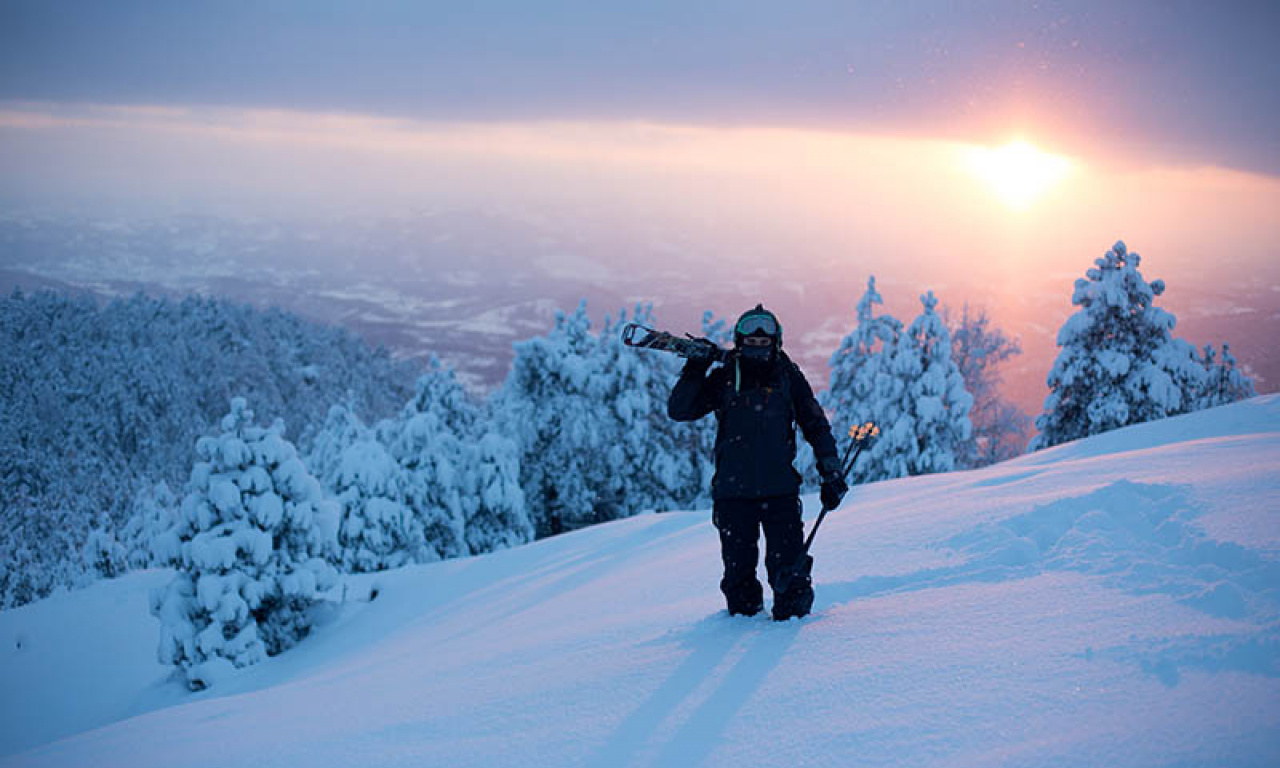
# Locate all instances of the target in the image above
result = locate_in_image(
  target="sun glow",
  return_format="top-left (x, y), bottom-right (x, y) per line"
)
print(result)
top-left (966, 140), bottom-right (1073, 211)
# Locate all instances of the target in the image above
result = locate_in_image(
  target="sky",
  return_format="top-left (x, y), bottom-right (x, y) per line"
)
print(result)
top-left (2, 1), bottom-right (1278, 172)
top-left (0, 1), bottom-right (1277, 405)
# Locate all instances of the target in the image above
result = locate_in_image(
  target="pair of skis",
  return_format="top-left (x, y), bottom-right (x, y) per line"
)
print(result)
top-left (620, 323), bottom-right (732, 363)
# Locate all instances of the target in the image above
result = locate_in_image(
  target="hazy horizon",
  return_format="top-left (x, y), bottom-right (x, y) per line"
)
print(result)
top-left (1, 2), bottom-right (1277, 418)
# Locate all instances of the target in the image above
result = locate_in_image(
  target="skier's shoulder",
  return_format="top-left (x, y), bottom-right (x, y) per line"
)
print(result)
top-left (779, 352), bottom-right (819, 398)
top-left (778, 351), bottom-right (807, 382)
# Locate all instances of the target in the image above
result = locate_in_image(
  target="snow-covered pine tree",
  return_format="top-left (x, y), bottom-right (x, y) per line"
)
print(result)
top-left (83, 512), bottom-right (127, 580)
top-left (386, 372), bottom-right (468, 562)
top-left (947, 304), bottom-right (1031, 467)
top-left (121, 481), bottom-right (180, 569)
top-left (391, 357), bottom-right (533, 558)
top-left (1197, 343), bottom-right (1257, 409)
top-left (460, 431), bottom-right (533, 554)
top-left (333, 428), bottom-right (421, 572)
top-left (822, 276), bottom-right (906, 484)
top-left (1033, 241), bottom-right (1207, 449)
top-left (894, 291), bottom-right (974, 475)
top-left (151, 398), bottom-right (339, 690)
top-left (308, 403), bottom-right (422, 571)
top-left (596, 305), bottom-right (710, 516)
top-left (307, 402), bottom-right (370, 492)
top-left (499, 301), bottom-right (725, 536)
top-left (496, 301), bottom-right (609, 536)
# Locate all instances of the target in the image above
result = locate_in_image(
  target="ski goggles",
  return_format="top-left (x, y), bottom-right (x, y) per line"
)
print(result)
top-left (736, 314), bottom-right (779, 337)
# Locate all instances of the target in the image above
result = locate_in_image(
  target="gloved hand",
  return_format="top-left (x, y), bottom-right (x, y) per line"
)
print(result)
top-left (682, 354), bottom-right (713, 374)
top-left (820, 475), bottom-right (849, 510)
top-left (684, 334), bottom-right (719, 361)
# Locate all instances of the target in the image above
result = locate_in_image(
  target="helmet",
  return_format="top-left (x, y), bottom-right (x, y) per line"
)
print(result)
top-left (734, 304), bottom-right (782, 362)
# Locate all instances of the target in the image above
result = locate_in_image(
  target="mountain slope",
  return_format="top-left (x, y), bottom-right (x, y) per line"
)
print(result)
top-left (3, 396), bottom-right (1279, 768)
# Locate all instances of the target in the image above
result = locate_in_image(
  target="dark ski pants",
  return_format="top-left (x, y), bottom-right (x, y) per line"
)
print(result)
top-left (712, 495), bottom-right (814, 619)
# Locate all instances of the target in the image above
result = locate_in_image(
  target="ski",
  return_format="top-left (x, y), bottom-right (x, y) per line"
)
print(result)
top-left (620, 323), bottom-right (732, 363)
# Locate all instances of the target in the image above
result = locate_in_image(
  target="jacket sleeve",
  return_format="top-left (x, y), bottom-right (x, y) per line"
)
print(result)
top-left (788, 360), bottom-right (839, 471)
top-left (668, 359), bottom-right (720, 422)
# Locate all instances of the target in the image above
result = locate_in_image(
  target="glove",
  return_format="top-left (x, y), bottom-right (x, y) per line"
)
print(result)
top-left (682, 355), bottom-right (713, 375)
top-left (684, 335), bottom-right (718, 361)
top-left (820, 475), bottom-right (848, 510)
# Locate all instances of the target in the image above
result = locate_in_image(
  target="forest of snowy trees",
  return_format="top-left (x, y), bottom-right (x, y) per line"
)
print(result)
top-left (1, 290), bottom-right (418, 608)
top-left (0, 239), bottom-right (1257, 684)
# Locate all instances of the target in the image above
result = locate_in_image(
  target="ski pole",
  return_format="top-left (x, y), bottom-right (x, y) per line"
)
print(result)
top-left (775, 422), bottom-right (878, 595)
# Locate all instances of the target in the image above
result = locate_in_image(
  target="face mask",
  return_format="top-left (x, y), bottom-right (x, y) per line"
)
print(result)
top-left (739, 338), bottom-right (774, 363)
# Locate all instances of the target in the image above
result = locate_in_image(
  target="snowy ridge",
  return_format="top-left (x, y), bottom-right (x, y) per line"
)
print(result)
top-left (3, 396), bottom-right (1279, 767)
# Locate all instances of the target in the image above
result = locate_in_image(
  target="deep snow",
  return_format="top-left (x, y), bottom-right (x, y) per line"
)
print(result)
top-left (3, 396), bottom-right (1279, 768)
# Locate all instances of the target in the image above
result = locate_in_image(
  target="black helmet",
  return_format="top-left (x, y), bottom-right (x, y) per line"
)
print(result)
top-left (734, 304), bottom-right (782, 362)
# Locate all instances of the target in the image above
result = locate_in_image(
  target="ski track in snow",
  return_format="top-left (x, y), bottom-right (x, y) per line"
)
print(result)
top-left (2, 396), bottom-right (1279, 768)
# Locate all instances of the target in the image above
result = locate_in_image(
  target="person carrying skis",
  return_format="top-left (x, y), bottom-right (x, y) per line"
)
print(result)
top-left (668, 304), bottom-right (847, 620)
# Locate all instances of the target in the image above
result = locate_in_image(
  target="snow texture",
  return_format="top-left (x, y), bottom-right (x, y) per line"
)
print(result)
top-left (3, 395), bottom-right (1277, 767)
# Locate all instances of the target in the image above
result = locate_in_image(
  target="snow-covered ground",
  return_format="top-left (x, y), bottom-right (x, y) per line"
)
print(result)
top-left (3, 396), bottom-right (1279, 768)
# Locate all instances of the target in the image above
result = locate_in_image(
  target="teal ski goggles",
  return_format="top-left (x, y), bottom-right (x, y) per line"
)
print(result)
top-left (736, 314), bottom-right (779, 337)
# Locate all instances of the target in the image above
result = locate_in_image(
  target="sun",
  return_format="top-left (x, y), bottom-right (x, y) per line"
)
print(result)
top-left (965, 140), bottom-right (1073, 211)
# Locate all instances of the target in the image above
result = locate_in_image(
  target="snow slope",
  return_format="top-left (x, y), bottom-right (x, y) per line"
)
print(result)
top-left (3, 396), bottom-right (1279, 768)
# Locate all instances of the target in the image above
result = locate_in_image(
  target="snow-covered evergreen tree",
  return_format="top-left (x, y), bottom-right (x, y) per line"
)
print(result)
top-left (497, 301), bottom-right (710, 537)
top-left (1033, 241), bottom-right (1207, 449)
top-left (391, 358), bottom-right (532, 558)
top-left (596, 306), bottom-right (710, 515)
top-left (947, 304), bottom-right (1031, 467)
top-left (308, 402), bottom-right (423, 571)
top-left (458, 431), bottom-right (532, 554)
top-left (496, 301), bottom-right (610, 536)
top-left (894, 291), bottom-right (974, 475)
top-left (307, 402), bottom-right (371, 492)
top-left (121, 481), bottom-right (180, 569)
top-left (825, 282), bottom-right (972, 481)
top-left (83, 512), bottom-right (127, 580)
top-left (1197, 343), bottom-right (1256, 409)
top-left (334, 430), bottom-right (420, 572)
top-left (823, 276), bottom-right (906, 484)
top-left (307, 357), bottom-right (531, 569)
top-left (150, 398), bottom-right (339, 690)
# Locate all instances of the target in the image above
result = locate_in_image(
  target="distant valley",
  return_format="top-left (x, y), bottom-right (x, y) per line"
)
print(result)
top-left (2, 210), bottom-right (1275, 416)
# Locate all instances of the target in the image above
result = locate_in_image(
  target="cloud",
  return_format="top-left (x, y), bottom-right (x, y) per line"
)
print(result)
top-left (1, 1), bottom-right (1277, 174)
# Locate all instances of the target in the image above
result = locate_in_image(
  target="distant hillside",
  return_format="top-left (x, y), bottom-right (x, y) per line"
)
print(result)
top-left (0, 289), bottom-right (419, 608)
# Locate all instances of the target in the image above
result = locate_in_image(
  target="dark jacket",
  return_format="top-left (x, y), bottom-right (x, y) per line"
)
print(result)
top-left (668, 351), bottom-right (838, 501)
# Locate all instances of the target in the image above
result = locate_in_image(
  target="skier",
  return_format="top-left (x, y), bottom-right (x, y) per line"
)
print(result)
top-left (668, 304), bottom-right (847, 620)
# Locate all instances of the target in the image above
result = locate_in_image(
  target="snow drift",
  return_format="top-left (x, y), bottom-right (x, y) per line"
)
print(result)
top-left (2, 396), bottom-right (1278, 768)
